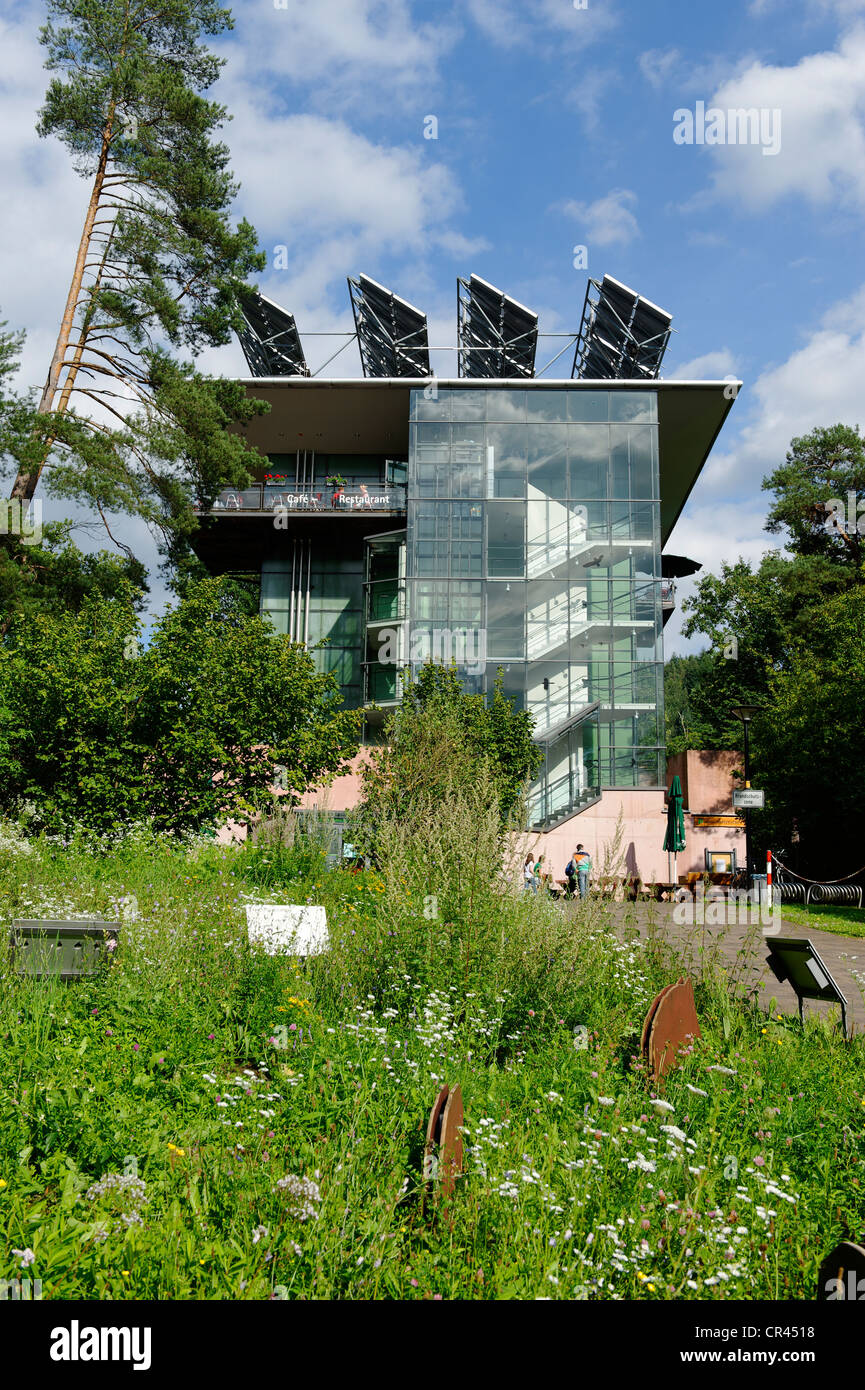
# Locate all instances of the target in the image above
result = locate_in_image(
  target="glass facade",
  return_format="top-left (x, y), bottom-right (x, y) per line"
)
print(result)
top-left (262, 552), bottom-right (364, 709)
top-left (406, 387), bottom-right (665, 797)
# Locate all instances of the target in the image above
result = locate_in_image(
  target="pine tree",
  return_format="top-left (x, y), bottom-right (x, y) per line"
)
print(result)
top-left (9, 0), bottom-right (268, 565)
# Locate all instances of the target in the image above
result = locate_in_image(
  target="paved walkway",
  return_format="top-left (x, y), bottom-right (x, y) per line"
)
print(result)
top-left (601, 901), bottom-right (865, 1037)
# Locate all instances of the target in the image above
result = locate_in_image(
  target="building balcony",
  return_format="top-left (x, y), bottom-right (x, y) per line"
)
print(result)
top-left (195, 483), bottom-right (407, 516)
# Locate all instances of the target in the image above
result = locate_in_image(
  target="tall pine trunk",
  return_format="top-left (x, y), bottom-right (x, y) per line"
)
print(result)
top-left (9, 111), bottom-right (114, 504)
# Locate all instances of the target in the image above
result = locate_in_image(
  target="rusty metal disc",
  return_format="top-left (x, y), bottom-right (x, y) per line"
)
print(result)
top-left (423, 1084), bottom-right (450, 1187)
top-left (641, 982), bottom-right (676, 1057)
top-left (817, 1241), bottom-right (865, 1301)
top-left (439, 1085), bottom-right (464, 1196)
top-left (647, 977), bottom-right (701, 1083)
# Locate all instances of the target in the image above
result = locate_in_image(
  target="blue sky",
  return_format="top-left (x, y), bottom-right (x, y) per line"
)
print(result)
top-left (2, 0), bottom-right (865, 648)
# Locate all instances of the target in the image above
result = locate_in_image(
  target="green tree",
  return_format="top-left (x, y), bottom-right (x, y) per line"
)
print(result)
top-left (0, 577), bottom-right (362, 833)
top-left (763, 423), bottom-right (865, 570)
top-left (354, 664), bottom-right (542, 855)
top-left (663, 651), bottom-right (719, 754)
top-left (0, 523), bottom-right (148, 639)
top-left (8, 0), bottom-right (268, 576)
top-left (752, 587), bottom-right (865, 875)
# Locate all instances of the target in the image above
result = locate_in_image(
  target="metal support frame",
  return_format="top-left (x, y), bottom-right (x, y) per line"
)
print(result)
top-left (571, 276), bottom-right (672, 381)
top-left (456, 276), bottom-right (538, 379)
top-left (347, 276), bottom-right (430, 378)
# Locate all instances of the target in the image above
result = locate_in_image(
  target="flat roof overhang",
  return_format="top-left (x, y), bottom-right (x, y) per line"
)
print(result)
top-left (226, 376), bottom-right (740, 548)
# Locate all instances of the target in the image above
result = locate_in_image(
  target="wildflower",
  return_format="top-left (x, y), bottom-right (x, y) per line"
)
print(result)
top-left (0, 1180), bottom-right (6, 1191)
top-left (650, 1099), bottom-right (674, 1113)
top-left (12, 1248), bottom-right (35, 1268)
top-left (252, 1225), bottom-right (268, 1245)
top-left (597, 1096), bottom-right (615, 1107)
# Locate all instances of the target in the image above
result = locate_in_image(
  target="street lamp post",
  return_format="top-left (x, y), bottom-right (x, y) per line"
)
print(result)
top-left (730, 704), bottom-right (764, 885)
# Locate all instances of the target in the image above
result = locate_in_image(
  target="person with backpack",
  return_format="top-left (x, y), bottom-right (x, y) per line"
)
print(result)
top-left (564, 853), bottom-right (578, 898)
top-left (574, 844), bottom-right (592, 900)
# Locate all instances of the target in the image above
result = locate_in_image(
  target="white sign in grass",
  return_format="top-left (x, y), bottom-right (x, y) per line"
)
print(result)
top-left (245, 905), bottom-right (329, 957)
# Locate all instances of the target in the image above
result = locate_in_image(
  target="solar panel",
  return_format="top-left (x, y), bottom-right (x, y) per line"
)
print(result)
top-left (622, 294), bottom-right (673, 378)
top-left (348, 274), bottom-right (430, 378)
top-left (237, 289), bottom-right (309, 377)
top-left (573, 275), bottom-right (672, 380)
top-left (457, 275), bottom-right (538, 378)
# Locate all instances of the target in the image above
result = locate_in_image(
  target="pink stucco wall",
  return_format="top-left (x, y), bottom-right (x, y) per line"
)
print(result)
top-left (667, 749), bottom-right (746, 876)
top-left (529, 789), bottom-right (668, 884)
top-left (219, 746), bottom-right (746, 881)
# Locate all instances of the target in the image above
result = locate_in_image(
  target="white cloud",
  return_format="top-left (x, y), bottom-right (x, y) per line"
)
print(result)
top-left (694, 28), bottom-right (865, 210)
top-left (668, 349), bottom-right (738, 380)
top-left (663, 500), bottom-right (783, 653)
top-left (228, 0), bottom-right (457, 112)
top-left (664, 284), bottom-right (865, 651)
top-left (700, 284), bottom-right (865, 495)
top-left (640, 48), bottom-right (681, 91)
top-left (560, 189), bottom-right (640, 247)
top-left (465, 0), bottom-right (617, 51)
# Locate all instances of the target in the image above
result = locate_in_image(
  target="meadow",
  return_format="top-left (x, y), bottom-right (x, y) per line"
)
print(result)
top-left (1, 818), bottom-right (864, 1302)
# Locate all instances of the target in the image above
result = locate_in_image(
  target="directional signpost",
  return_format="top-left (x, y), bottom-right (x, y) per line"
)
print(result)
top-left (733, 789), bottom-right (765, 810)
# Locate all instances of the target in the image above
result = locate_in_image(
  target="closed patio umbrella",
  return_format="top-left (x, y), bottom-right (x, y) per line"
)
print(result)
top-left (663, 775), bottom-right (686, 886)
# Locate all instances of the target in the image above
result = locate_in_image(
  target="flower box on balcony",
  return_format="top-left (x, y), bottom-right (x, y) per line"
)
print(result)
top-left (10, 920), bottom-right (120, 981)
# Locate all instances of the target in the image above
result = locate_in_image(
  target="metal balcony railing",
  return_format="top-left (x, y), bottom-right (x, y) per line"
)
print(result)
top-left (366, 580), bottom-right (406, 623)
top-left (197, 483), bottom-right (408, 514)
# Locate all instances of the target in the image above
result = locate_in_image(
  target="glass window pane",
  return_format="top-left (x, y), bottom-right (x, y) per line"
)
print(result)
top-left (527, 497), bottom-right (570, 580)
top-left (486, 390), bottom-right (526, 422)
top-left (449, 389), bottom-right (487, 420)
top-left (609, 391), bottom-right (657, 423)
top-left (527, 424), bottom-right (568, 500)
top-left (568, 390), bottom-right (609, 422)
top-left (487, 501), bottom-right (526, 577)
top-left (486, 582), bottom-right (525, 657)
top-left (486, 423), bottom-right (527, 498)
top-left (412, 389), bottom-right (452, 421)
top-left (526, 390), bottom-right (569, 423)
top-left (568, 425), bottom-right (609, 498)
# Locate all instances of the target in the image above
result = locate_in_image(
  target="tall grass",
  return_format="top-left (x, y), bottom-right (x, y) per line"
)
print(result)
top-left (0, 819), bottom-right (863, 1300)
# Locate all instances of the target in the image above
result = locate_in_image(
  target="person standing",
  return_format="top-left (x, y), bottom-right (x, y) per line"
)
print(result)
top-left (574, 843), bottom-right (591, 900)
top-left (523, 853), bottom-right (538, 893)
top-left (564, 852), bottom-right (578, 898)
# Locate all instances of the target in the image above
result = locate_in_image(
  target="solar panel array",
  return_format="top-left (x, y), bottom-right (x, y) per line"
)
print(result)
top-left (237, 289), bottom-right (309, 377)
top-left (457, 275), bottom-right (538, 378)
top-left (572, 275), bottom-right (672, 381)
top-left (348, 274), bottom-right (430, 378)
top-left (234, 272), bottom-right (671, 383)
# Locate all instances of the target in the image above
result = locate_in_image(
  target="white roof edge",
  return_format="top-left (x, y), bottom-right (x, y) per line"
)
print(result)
top-left (236, 376), bottom-right (742, 389)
